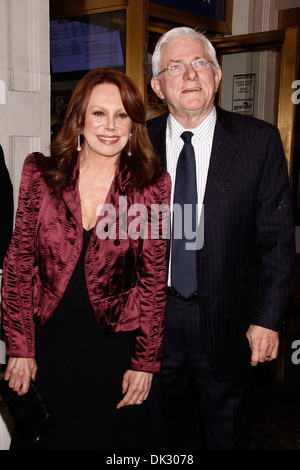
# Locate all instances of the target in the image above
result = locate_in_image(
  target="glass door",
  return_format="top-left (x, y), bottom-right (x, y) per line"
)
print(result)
top-left (212, 28), bottom-right (299, 176)
top-left (50, 0), bottom-right (148, 136)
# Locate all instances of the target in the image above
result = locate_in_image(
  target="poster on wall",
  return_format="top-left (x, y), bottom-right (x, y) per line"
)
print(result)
top-left (232, 73), bottom-right (255, 116)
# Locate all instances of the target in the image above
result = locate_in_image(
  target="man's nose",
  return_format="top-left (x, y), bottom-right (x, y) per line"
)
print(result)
top-left (183, 63), bottom-right (197, 79)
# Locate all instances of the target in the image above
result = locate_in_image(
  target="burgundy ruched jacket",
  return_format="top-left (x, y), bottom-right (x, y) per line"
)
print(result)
top-left (1, 153), bottom-right (171, 374)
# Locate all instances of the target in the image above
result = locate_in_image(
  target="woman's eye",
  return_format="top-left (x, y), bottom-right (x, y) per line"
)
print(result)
top-left (94, 111), bottom-right (104, 116)
top-left (118, 113), bottom-right (128, 119)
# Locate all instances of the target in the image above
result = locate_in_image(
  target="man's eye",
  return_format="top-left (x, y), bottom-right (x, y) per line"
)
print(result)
top-left (195, 60), bottom-right (205, 67)
top-left (170, 64), bottom-right (182, 71)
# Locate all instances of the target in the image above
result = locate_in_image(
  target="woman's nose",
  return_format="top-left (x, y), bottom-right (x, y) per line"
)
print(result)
top-left (104, 116), bottom-right (115, 129)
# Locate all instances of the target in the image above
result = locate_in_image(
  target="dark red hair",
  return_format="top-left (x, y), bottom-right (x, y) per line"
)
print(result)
top-left (45, 68), bottom-right (160, 192)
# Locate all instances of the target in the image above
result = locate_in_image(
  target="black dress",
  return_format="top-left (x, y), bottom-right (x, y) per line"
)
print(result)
top-left (10, 228), bottom-right (145, 450)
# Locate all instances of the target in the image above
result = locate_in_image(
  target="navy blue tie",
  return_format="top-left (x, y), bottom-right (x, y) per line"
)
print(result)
top-left (171, 131), bottom-right (198, 298)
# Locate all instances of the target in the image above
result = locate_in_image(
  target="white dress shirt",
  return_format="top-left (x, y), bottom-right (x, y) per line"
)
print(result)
top-left (166, 106), bottom-right (217, 286)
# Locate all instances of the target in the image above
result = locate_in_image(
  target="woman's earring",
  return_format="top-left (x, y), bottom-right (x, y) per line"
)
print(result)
top-left (77, 134), bottom-right (82, 152)
top-left (127, 133), bottom-right (132, 157)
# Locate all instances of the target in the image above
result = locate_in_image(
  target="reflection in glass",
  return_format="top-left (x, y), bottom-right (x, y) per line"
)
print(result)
top-left (220, 49), bottom-right (280, 125)
top-left (50, 11), bottom-right (126, 135)
top-left (50, 11), bottom-right (126, 81)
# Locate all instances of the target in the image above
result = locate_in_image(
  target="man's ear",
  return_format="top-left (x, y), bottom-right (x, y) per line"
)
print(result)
top-left (214, 67), bottom-right (222, 93)
top-left (151, 76), bottom-right (165, 100)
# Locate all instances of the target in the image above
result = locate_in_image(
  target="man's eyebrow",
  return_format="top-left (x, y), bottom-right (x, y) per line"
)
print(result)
top-left (168, 56), bottom-right (204, 64)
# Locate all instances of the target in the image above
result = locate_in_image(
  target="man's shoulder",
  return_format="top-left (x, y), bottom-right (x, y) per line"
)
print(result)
top-left (216, 106), bottom-right (277, 133)
top-left (147, 112), bottom-right (169, 134)
top-left (146, 107), bottom-right (278, 139)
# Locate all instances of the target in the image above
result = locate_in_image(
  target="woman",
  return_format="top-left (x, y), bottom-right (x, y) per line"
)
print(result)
top-left (1, 68), bottom-right (171, 450)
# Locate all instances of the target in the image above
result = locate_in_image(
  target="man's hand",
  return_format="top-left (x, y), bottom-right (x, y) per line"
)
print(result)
top-left (246, 325), bottom-right (279, 366)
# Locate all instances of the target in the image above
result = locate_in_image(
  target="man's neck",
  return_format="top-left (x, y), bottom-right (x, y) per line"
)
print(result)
top-left (169, 106), bottom-right (216, 131)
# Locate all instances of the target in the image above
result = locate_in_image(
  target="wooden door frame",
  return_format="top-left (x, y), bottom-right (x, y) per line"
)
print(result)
top-left (148, 0), bottom-right (233, 35)
top-left (212, 28), bottom-right (299, 174)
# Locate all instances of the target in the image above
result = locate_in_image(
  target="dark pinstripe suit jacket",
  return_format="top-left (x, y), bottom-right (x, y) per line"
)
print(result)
top-left (148, 106), bottom-right (295, 380)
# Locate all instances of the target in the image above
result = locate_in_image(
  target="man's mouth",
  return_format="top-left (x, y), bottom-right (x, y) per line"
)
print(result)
top-left (182, 87), bottom-right (201, 93)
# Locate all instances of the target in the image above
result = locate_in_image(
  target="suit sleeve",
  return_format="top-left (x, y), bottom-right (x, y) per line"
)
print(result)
top-left (253, 126), bottom-right (295, 331)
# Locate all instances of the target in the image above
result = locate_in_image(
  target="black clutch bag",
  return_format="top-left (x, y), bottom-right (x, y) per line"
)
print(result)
top-left (0, 377), bottom-right (51, 447)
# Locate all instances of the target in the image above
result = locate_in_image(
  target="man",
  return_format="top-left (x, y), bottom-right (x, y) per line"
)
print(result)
top-left (147, 27), bottom-right (295, 449)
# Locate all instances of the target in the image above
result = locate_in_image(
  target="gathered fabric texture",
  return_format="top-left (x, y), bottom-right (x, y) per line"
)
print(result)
top-left (2, 152), bottom-right (171, 374)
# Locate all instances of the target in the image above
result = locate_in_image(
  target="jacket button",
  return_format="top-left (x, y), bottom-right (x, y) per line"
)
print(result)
top-left (114, 239), bottom-right (120, 246)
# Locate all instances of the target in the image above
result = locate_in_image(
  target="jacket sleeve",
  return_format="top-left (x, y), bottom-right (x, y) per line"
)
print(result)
top-left (129, 168), bottom-right (171, 373)
top-left (1, 153), bottom-right (45, 357)
top-left (252, 126), bottom-right (295, 331)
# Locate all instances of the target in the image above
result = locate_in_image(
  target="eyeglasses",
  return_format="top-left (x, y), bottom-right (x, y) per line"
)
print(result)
top-left (157, 58), bottom-right (213, 77)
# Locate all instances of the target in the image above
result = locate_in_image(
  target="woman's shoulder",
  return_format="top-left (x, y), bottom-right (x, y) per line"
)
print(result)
top-left (146, 166), bottom-right (171, 204)
top-left (20, 152), bottom-right (52, 192)
top-left (24, 151), bottom-right (49, 168)
top-left (22, 152), bottom-right (51, 177)
top-left (153, 165), bottom-right (171, 184)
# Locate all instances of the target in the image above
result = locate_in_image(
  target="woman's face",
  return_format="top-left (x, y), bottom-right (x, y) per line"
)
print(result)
top-left (82, 83), bottom-right (133, 161)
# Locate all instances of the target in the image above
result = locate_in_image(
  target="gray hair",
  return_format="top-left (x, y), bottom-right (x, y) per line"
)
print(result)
top-left (151, 27), bottom-right (220, 77)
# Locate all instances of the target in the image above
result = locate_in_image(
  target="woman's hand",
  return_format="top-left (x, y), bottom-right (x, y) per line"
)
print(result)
top-left (116, 370), bottom-right (153, 409)
top-left (3, 357), bottom-right (37, 395)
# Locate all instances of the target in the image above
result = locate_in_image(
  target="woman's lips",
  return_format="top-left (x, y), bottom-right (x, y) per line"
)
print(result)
top-left (98, 135), bottom-right (119, 144)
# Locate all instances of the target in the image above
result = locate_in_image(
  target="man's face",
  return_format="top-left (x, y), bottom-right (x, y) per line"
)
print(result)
top-left (151, 37), bottom-right (222, 125)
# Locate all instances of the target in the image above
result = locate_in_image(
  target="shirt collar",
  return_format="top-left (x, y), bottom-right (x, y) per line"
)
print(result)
top-left (167, 106), bottom-right (217, 146)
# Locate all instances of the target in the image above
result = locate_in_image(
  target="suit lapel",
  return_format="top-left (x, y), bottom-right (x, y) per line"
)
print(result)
top-left (60, 155), bottom-right (131, 233)
top-left (203, 107), bottom-right (241, 224)
top-left (60, 160), bottom-right (83, 227)
top-left (148, 108), bottom-right (241, 228)
top-left (148, 112), bottom-right (168, 169)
